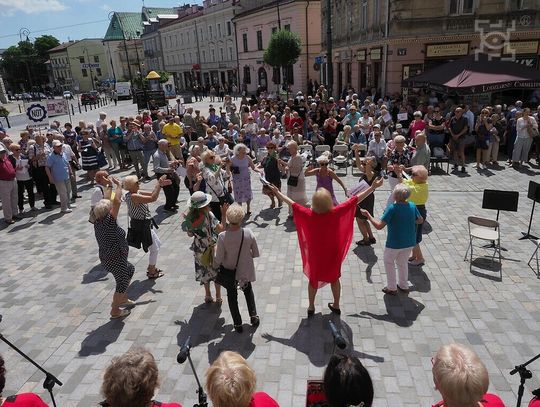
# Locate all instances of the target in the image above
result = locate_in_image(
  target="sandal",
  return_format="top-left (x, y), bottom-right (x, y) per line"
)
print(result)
top-left (204, 296), bottom-right (214, 304)
top-left (250, 315), bottom-right (260, 327)
top-left (328, 302), bottom-right (341, 315)
top-left (110, 309), bottom-right (131, 319)
top-left (356, 239), bottom-right (371, 246)
top-left (147, 269), bottom-right (165, 279)
top-left (369, 237), bottom-right (376, 244)
top-left (215, 298), bottom-right (223, 306)
top-left (382, 287), bottom-right (398, 296)
top-left (397, 285), bottom-right (410, 293)
top-left (120, 299), bottom-right (135, 307)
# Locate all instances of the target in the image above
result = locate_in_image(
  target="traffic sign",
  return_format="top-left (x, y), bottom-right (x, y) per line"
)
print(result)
top-left (315, 56), bottom-right (322, 65)
top-left (26, 103), bottom-right (48, 124)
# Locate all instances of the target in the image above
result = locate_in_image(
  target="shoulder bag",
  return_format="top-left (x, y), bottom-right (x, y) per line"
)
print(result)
top-left (287, 163), bottom-right (302, 187)
top-left (207, 173), bottom-right (234, 205)
top-left (215, 229), bottom-right (244, 290)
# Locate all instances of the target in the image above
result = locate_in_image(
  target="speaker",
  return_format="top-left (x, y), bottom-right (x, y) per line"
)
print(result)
top-left (527, 181), bottom-right (540, 203)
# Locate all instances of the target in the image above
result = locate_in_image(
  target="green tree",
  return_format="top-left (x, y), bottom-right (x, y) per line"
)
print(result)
top-left (0, 35), bottom-right (60, 92)
top-left (263, 29), bottom-right (302, 97)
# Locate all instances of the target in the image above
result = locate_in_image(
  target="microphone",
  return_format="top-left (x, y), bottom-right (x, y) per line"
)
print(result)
top-left (177, 336), bottom-right (192, 364)
top-left (328, 320), bottom-right (347, 350)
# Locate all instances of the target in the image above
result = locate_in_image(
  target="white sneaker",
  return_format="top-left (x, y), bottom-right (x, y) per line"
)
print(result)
top-left (61, 209), bottom-right (73, 213)
top-left (69, 204), bottom-right (77, 208)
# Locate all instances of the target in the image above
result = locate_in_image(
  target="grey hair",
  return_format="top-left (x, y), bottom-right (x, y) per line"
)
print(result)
top-left (234, 143), bottom-right (248, 156)
top-left (158, 139), bottom-right (169, 146)
top-left (226, 204), bottom-right (245, 224)
top-left (123, 175), bottom-right (139, 191)
top-left (393, 184), bottom-right (411, 202)
top-left (93, 199), bottom-right (112, 221)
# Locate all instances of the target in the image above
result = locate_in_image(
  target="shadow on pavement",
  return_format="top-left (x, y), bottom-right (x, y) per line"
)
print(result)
top-left (470, 258), bottom-right (502, 282)
top-left (353, 294), bottom-right (425, 328)
top-left (175, 303), bottom-right (225, 350)
top-left (261, 314), bottom-right (384, 367)
top-left (352, 245), bottom-right (377, 284)
top-left (81, 264), bottom-right (109, 284)
top-left (38, 212), bottom-right (63, 225)
top-left (207, 324), bottom-right (257, 364)
top-left (78, 319), bottom-right (126, 356)
top-left (408, 266), bottom-right (431, 293)
top-left (128, 278), bottom-right (161, 301)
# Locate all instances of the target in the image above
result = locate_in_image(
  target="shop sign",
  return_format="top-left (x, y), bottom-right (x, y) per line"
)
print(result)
top-left (426, 43), bottom-right (468, 58)
top-left (370, 48), bottom-right (382, 61)
top-left (357, 50), bottom-right (366, 62)
top-left (503, 40), bottom-right (539, 56)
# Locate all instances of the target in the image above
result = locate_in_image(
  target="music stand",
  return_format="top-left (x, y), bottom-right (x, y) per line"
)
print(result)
top-left (482, 189), bottom-right (519, 251)
top-left (520, 181), bottom-right (540, 241)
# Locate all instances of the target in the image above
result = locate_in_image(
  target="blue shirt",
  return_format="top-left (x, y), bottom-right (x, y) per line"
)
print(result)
top-left (381, 201), bottom-right (421, 249)
top-left (349, 131), bottom-right (366, 145)
top-left (46, 152), bottom-right (70, 182)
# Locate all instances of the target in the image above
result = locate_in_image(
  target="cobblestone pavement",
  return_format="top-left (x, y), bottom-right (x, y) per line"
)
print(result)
top-left (1, 100), bottom-right (540, 407)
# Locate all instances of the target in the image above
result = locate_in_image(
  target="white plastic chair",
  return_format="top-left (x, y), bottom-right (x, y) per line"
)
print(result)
top-left (332, 144), bottom-right (349, 174)
top-left (464, 216), bottom-right (502, 279)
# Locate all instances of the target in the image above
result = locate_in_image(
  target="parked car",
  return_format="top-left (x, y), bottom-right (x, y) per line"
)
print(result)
top-left (63, 91), bottom-right (74, 100)
top-left (81, 91), bottom-right (99, 105)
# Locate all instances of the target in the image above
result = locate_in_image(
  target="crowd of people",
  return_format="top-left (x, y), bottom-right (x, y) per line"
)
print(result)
top-left (1, 86), bottom-right (539, 406)
top-left (1, 342), bottom-right (524, 406)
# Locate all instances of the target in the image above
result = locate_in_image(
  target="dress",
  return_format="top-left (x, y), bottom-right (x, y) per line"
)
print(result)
top-left (80, 139), bottom-right (99, 171)
top-left (181, 211), bottom-right (219, 284)
top-left (261, 155), bottom-right (281, 188)
top-left (231, 155), bottom-right (253, 203)
top-left (292, 196), bottom-right (358, 288)
top-left (355, 173), bottom-right (376, 218)
top-left (316, 171), bottom-right (338, 206)
top-left (286, 155), bottom-right (308, 206)
top-left (94, 213), bottom-right (134, 293)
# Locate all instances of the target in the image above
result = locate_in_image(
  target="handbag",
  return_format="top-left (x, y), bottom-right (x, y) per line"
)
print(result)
top-left (200, 244), bottom-right (215, 268)
top-left (528, 126), bottom-right (540, 139)
top-left (97, 149), bottom-right (107, 168)
top-left (287, 175), bottom-right (299, 187)
top-left (207, 176), bottom-right (235, 205)
top-left (215, 229), bottom-right (244, 290)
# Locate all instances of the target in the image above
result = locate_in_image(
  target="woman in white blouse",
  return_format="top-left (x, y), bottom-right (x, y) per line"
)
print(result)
top-left (213, 136), bottom-right (231, 159)
top-left (214, 204), bottom-right (260, 333)
top-left (512, 108), bottom-right (538, 167)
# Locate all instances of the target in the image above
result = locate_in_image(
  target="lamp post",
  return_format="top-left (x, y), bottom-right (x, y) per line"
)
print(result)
top-left (108, 12), bottom-right (133, 83)
top-left (83, 47), bottom-right (96, 91)
top-left (18, 28), bottom-right (34, 91)
top-left (326, 0), bottom-right (333, 97)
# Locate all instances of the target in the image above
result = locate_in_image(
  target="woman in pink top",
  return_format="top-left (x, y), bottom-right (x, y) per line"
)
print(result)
top-left (206, 351), bottom-right (279, 407)
top-left (409, 111), bottom-right (426, 141)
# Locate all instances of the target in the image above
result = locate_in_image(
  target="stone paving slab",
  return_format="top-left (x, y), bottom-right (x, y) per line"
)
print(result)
top-left (1, 100), bottom-right (540, 407)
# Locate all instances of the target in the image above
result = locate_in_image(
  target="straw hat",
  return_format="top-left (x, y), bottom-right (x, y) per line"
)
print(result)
top-left (187, 191), bottom-right (212, 209)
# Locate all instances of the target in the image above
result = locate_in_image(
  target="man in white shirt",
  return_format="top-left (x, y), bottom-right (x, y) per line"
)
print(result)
top-left (96, 112), bottom-right (107, 130)
top-left (367, 128), bottom-right (387, 174)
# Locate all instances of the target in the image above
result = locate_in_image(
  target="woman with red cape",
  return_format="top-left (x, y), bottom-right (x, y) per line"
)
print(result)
top-left (269, 178), bottom-right (383, 317)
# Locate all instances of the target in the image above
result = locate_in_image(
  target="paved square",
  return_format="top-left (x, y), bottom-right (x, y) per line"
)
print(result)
top-left (1, 142), bottom-right (540, 407)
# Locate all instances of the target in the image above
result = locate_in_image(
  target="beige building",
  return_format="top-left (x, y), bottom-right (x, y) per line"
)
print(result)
top-left (235, 0), bottom-right (322, 94)
top-left (48, 39), bottom-right (110, 92)
top-left (322, 0), bottom-right (540, 97)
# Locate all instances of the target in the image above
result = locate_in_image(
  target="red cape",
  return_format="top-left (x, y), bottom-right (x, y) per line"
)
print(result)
top-left (292, 196), bottom-right (358, 288)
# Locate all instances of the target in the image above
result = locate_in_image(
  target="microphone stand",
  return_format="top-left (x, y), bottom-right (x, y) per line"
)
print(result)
top-left (181, 347), bottom-right (208, 407)
top-left (0, 332), bottom-right (62, 407)
top-left (510, 352), bottom-right (540, 407)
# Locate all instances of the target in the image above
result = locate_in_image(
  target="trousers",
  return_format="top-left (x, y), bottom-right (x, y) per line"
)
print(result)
top-left (155, 173), bottom-right (179, 209)
top-left (54, 179), bottom-right (72, 211)
top-left (128, 150), bottom-right (146, 178)
top-left (226, 282), bottom-right (257, 326)
top-left (17, 179), bottom-right (35, 210)
top-left (0, 179), bottom-right (18, 220)
top-left (383, 247), bottom-right (413, 291)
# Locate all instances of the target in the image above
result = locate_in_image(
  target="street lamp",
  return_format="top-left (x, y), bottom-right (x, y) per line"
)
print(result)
top-left (83, 47), bottom-right (96, 90)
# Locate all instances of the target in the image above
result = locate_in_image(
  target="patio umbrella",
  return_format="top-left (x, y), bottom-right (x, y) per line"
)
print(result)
top-left (402, 53), bottom-right (540, 94)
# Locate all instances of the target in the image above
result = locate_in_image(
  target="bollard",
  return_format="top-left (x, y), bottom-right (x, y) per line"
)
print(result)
top-left (18, 104), bottom-right (22, 114)
top-left (78, 102), bottom-right (81, 114)
top-left (84, 104), bottom-right (87, 112)
top-left (71, 104), bottom-right (75, 116)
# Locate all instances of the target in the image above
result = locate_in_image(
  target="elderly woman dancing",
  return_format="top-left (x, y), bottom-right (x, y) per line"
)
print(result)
top-left (270, 177), bottom-right (382, 316)
top-left (182, 191), bottom-right (227, 304)
top-left (362, 183), bottom-right (423, 295)
top-left (93, 176), bottom-right (134, 319)
top-left (124, 174), bottom-right (171, 279)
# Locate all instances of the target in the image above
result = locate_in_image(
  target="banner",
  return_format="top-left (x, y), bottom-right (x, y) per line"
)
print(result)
top-left (46, 100), bottom-right (69, 117)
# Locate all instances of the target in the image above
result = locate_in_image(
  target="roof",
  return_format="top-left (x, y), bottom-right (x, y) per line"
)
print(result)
top-left (48, 41), bottom-right (80, 53)
top-left (142, 6), bottom-right (177, 17)
top-left (104, 12), bottom-right (144, 41)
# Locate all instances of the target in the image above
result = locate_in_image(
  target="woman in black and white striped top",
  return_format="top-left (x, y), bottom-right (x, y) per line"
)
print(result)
top-left (124, 175), bottom-right (171, 279)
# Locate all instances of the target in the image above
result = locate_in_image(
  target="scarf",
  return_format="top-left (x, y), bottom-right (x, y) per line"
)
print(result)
top-left (205, 163), bottom-right (220, 172)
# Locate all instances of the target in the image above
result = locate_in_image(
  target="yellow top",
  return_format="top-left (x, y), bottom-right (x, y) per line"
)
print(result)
top-left (404, 179), bottom-right (429, 205)
top-left (162, 122), bottom-right (183, 145)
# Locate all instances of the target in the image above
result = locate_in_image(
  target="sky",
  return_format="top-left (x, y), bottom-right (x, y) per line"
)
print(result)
top-left (0, 0), bottom-right (202, 49)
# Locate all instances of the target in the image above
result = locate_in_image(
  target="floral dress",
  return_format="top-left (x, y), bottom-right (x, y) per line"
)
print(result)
top-left (230, 155), bottom-right (253, 203)
top-left (181, 211), bottom-right (219, 284)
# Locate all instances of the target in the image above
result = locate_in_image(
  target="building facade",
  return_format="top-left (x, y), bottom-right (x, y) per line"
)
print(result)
top-left (48, 39), bottom-right (110, 93)
top-left (160, 0), bottom-right (240, 92)
top-left (235, 0), bottom-right (322, 95)
top-left (322, 0), bottom-right (540, 97)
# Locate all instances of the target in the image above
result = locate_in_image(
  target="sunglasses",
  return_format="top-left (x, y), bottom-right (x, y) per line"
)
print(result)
top-left (320, 163), bottom-right (328, 166)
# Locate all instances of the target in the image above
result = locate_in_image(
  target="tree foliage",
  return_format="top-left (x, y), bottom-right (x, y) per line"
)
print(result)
top-left (263, 29), bottom-right (302, 69)
top-left (0, 35), bottom-right (60, 92)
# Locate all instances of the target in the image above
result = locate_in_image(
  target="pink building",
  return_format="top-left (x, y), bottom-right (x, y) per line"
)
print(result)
top-left (234, 0), bottom-right (321, 95)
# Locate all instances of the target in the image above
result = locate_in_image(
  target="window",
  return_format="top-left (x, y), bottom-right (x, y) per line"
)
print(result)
top-left (96, 68), bottom-right (102, 76)
top-left (283, 65), bottom-right (294, 84)
top-left (209, 25), bottom-right (213, 39)
top-left (360, 0), bottom-right (368, 29)
top-left (218, 23), bottom-right (221, 37)
top-left (81, 68), bottom-right (88, 77)
top-left (79, 56), bottom-right (85, 63)
top-left (272, 66), bottom-right (281, 84)
top-left (211, 49), bottom-right (215, 62)
top-left (243, 66), bottom-right (251, 84)
top-left (202, 50), bottom-right (206, 62)
top-left (189, 52), bottom-right (192, 63)
top-left (449, 0), bottom-right (474, 14)
top-left (257, 30), bottom-right (263, 50)
top-left (242, 33), bottom-right (248, 52)
top-left (220, 48), bottom-right (224, 61)
top-left (93, 55), bottom-right (99, 63)
top-left (272, 27), bottom-right (277, 34)
top-left (229, 47), bottom-right (233, 61)
top-left (227, 21), bottom-right (232, 36)
top-left (284, 24), bottom-right (290, 31)
top-left (373, 0), bottom-right (380, 24)
top-left (180, 33), bottom-right (183, 45)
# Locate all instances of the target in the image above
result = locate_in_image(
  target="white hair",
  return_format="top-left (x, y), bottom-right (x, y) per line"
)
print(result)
top-left (226, 204), bottom-right (245, 224)
top-left (93, 199), bottom-right (112, 221)
top-left (393, 184), bottom-right (410, 202)
top-left (233, 143), bottom-right (248, 156)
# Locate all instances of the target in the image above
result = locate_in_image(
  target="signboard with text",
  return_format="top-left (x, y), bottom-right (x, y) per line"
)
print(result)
top-left (81, 63), bottom-right (100, 69)
top-left (426, 43), bottom-right (469, 58)
top-left (46, 100), bottom-right (69, 117)
top-left (26, 103), bottom-right (47, 126)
